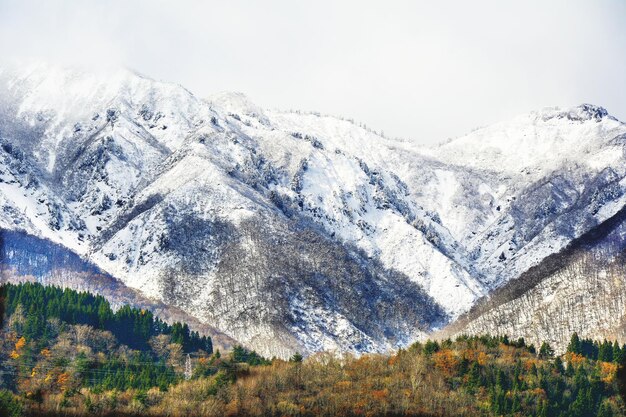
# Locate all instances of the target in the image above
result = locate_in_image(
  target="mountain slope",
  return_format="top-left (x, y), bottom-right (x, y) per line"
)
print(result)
top-left (0, 63), bottom-right (454, 356)
top-left (439, 204), bottom-right (626, 353)
top-left (1, 62), bottom-right (626, 356)
top-left (0, 228), bottom-right (237, 351)
top-left (427, 105), bottom-right (626, 289)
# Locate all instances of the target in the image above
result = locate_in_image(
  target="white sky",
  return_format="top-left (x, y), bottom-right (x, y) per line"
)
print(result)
top-left (1, 0), bottom-right (624, 144)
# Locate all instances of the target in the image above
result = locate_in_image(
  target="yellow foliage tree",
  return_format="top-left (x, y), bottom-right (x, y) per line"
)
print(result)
top-left (57, 372), bottom-right (71, 389)
top-left (15, 336), bottom-right (26, 350)
top-left (565, 352), bottom-right (586, 367)
top-left (599, 362), bottom-right (618, 384)
top-left (10, 336), bottom-right (27, 359)
top-left (433, 349), bottom-right (459, 378)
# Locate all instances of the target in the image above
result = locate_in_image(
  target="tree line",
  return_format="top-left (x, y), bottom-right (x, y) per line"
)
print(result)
top-left (3, 282), bottom-right (212, 353)
top-left (1, 282), bottom-right (625, 417)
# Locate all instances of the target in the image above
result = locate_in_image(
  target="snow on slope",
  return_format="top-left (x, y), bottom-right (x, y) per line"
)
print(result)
top-left (2, 62), bottom-right (626, 356)
top-left (0, 63), bottom-right (453, 355)
top-left (430, 104), bottom-right (623, 174)
top-left (231, 109), bottom-right (486, 314)
top-left (439, 203), bottom-right (626, 354)
top-left (422, 104), bottom-right (626, 288)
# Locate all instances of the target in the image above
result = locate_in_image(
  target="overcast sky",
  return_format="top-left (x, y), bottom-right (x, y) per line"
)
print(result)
top-left (1, 0), bottom-right (624, 144)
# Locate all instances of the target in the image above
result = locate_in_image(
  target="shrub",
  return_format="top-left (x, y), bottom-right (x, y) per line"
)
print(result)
top-left (0, 390), bottom-right (22, 417)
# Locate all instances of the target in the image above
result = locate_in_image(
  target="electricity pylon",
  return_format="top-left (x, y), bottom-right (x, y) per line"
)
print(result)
top-left (184, 354), bottom-right (192, 380)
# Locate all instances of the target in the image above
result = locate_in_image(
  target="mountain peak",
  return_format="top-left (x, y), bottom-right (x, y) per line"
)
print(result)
top-left (206, 91), bottom-right (269, 124)
top-left (0, 61), bottom-right (201, 117)
top-left (428, 102), bottom-right (626, 174)
top-left (534, 103), bottom-right (615, 123)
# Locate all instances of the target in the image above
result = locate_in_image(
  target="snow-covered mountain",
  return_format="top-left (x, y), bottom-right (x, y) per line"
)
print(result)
top-left (1, 62), bottom-right (625, 357)
top-left (439, 205), bottom-right (626, 354)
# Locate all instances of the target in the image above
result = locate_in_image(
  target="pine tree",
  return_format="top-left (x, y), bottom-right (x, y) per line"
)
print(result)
top-left (539, 341), bottom-right (554, 358)
top-left (466, 361), bottom-right (481, 392)
top-left (231, 345), bottom-right (247, 363)
top-left (597, 401), bottom-right (614, 417)
top-left (423, 340), bottom-right (439, 355)
top-left (598, 340), bottom-right (613, 362)
top-left (612, 341), bottom-right (623, 364)
top-left (554, 357), bottom-right (565, 374)
top-left (289, 352), bottom-right (303, 363)
top-left (511, 394), bottom-right (521, 413)
top-left (0, 390), bottom-right (22, 417)
top-left (568, 333), bottom-right (582, 354)
top-left (538, 399), bottom-right (548, 417)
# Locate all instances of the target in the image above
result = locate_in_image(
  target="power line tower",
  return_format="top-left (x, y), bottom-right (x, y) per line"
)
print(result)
top-left (184, 354), bottom-right (192, 380)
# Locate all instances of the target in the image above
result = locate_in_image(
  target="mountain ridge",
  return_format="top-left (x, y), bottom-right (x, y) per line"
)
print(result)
top-left (1, 62), bottom-right (625, 357)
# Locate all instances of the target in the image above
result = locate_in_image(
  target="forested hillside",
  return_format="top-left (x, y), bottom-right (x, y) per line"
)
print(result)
top-left (1, 283), bottom-right (625, 417)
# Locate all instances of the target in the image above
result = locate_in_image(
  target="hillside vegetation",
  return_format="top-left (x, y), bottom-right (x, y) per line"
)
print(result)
top-left (0, 283), bottom-right (625, 417)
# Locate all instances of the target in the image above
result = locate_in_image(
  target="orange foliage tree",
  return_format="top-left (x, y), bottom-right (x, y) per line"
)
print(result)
top-left (433, 349), bottom-right (459, 378)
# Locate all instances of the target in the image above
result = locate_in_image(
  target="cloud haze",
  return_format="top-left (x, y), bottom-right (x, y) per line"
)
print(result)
top-left (1, 0), bottom-right (624, 144)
